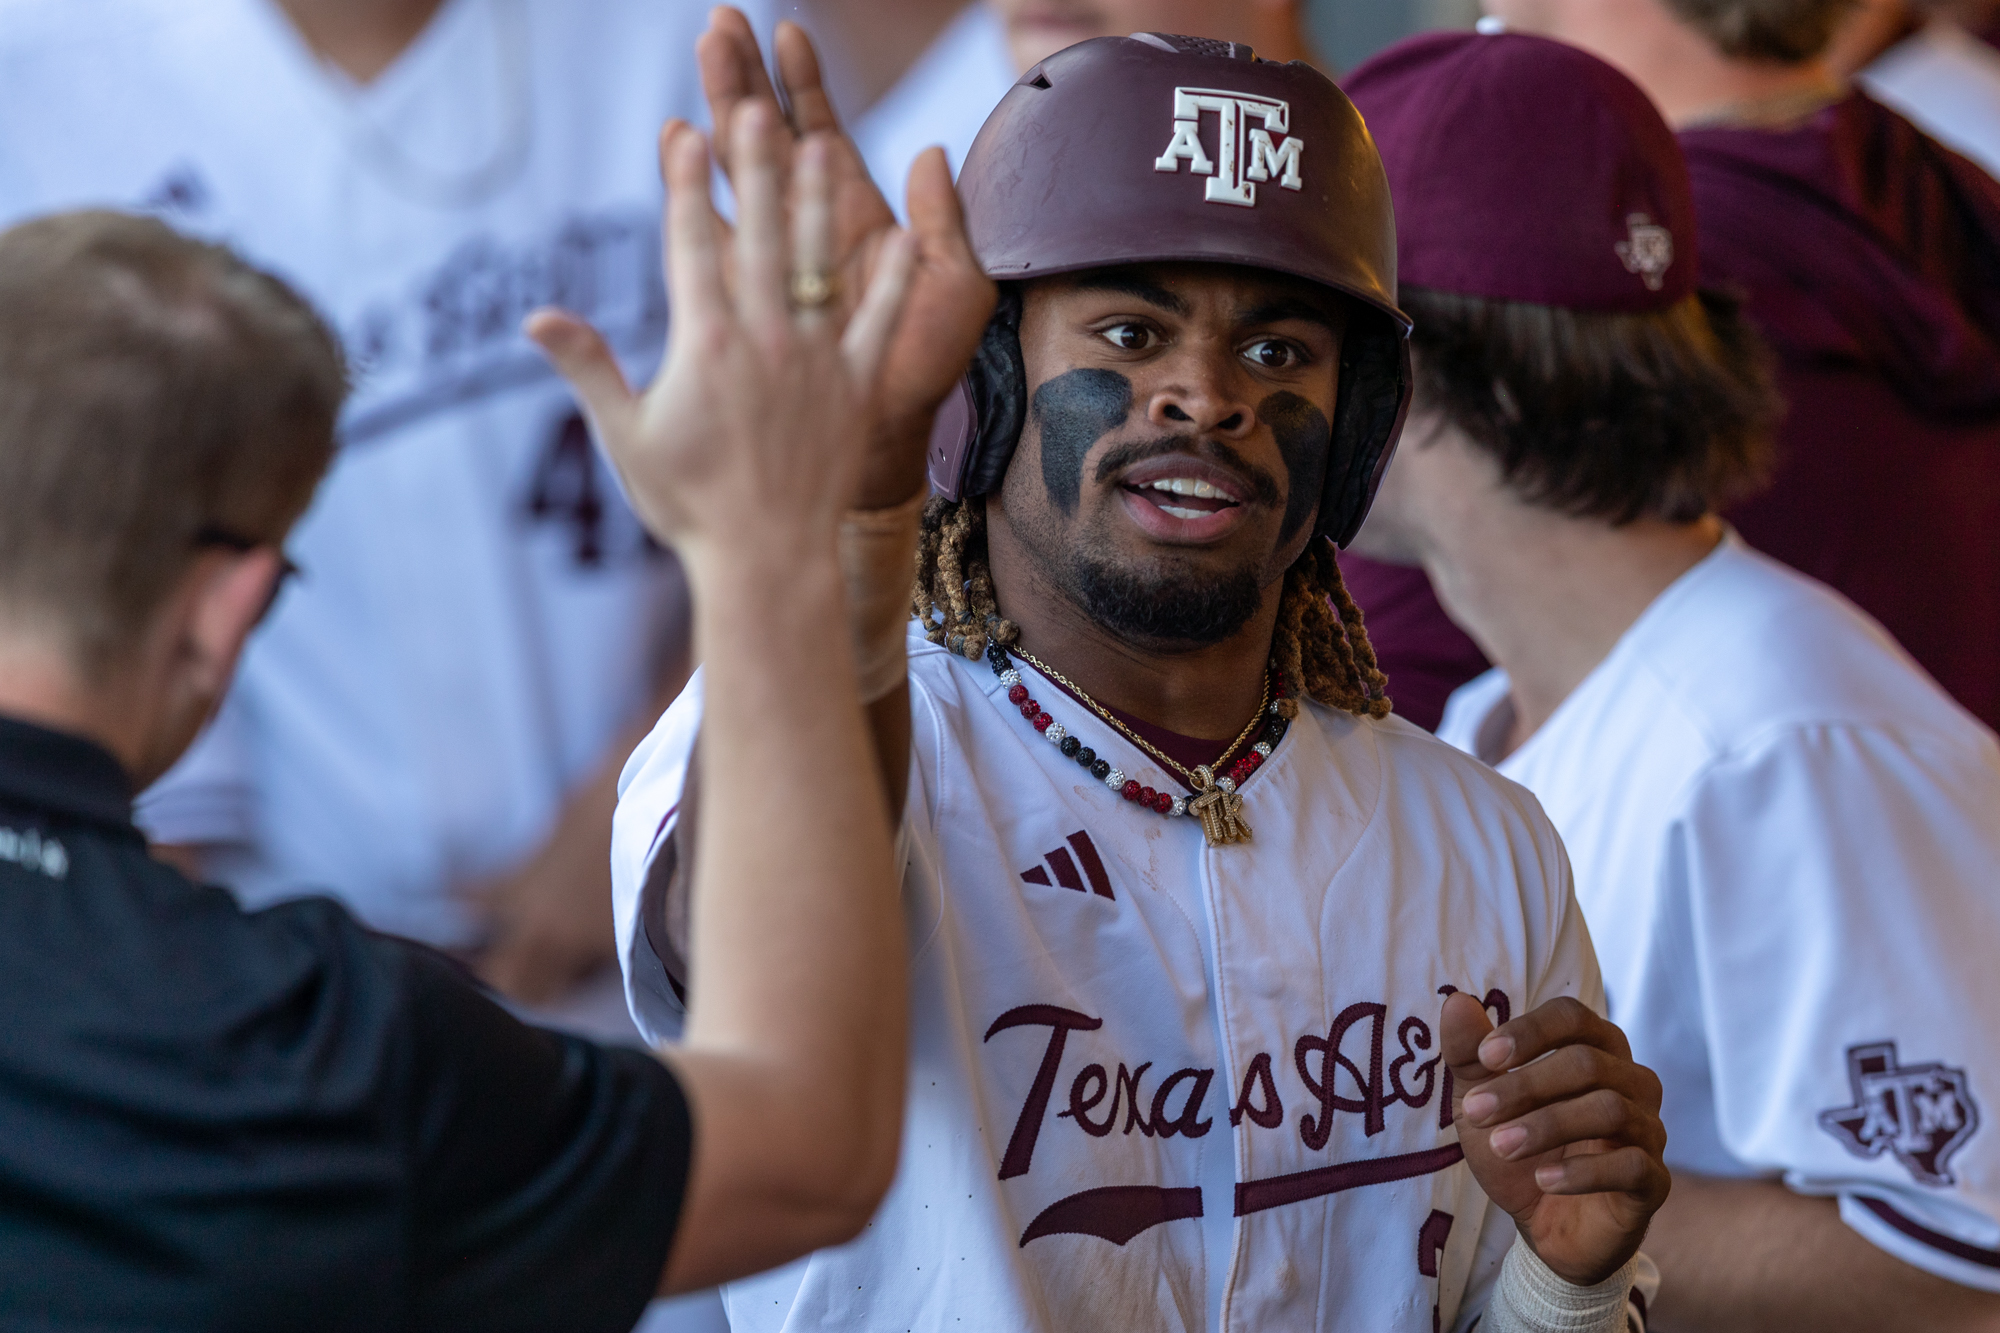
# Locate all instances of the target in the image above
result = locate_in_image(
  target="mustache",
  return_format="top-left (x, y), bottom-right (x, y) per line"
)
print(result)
top-left (1093, 434), bottom-right (1283, 508)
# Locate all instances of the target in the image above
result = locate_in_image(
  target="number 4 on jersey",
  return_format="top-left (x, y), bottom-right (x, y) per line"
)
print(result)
top-left (524, 410), bottom-right (664, 568)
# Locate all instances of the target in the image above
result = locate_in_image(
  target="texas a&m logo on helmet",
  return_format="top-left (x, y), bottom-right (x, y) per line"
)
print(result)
top-left (1153, 87), bottom-right (1305, 207)
top-left (1819, 1041), bottom-right (1981, 1187)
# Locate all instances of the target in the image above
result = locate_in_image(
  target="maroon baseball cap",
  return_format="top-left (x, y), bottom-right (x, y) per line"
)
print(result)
top-left (1343, 30), bottom-right (1697, 312)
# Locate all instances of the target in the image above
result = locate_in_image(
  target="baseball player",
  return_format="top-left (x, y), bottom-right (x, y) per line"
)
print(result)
top-left (563, 16), bottom-right (1673, 1331)
top-left (1343, 30), bottom-right (2000, 1332)
top-left (1479, 0), bottom-right (2000, 734)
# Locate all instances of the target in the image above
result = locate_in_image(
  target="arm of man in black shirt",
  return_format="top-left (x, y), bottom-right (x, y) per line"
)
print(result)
top-left (528, 100), bottom-right (920, 1294)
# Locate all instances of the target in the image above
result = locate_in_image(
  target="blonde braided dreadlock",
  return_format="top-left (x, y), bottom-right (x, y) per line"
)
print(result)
top-left (912, 496), bottom-right (1391, 720)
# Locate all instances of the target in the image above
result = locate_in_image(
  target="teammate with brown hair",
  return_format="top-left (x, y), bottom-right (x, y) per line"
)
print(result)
top-left (1350, 28), bottom-right (2000, 1333)
top-left (1396, 288), bottom-right (1778, 525)
top-left (1475, 0), bottom-right (2000, 735)
top-left (0, 213), bottom-right (343, 681)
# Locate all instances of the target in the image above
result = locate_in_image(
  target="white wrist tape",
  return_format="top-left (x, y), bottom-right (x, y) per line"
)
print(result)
top-left (1481, 1241), bottom-right (1637, 1333)
top-left (839, 489), bottom-right (926, 704)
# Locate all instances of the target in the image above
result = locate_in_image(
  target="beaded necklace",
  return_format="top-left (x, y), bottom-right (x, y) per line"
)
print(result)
top-left (981, 636), bottom-right (1290, 847)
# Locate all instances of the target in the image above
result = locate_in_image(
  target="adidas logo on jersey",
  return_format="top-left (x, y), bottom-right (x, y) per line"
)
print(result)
top-left (1021, 830), bottom-right (1115, 900)
top-left (1152, 86), bottom-right (1305, 207)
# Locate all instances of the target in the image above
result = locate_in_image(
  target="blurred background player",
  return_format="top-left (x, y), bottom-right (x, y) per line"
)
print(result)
top-left (0, 122), bottom-right (917, 1320)
top-left (1349, 29), bottom-right (2000, 1331)
top-left (1349, 0), bottom-right (2000, 733)
top-left (0, 0), bottom-right (768, 1031)
top-left (1831, 0), bottom-right (2000, 175)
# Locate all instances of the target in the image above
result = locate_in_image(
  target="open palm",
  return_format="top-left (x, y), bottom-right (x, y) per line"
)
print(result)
top-left (698, 9), bottom-right (997, 504)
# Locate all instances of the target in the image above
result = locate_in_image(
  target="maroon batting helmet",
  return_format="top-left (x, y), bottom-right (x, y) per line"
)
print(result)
top-left (926, 32), bottom-right (1412, 548)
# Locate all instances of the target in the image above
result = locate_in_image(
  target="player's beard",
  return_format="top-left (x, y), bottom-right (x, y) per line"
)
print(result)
top-left (1060, 545), bottom-right (1265, 647)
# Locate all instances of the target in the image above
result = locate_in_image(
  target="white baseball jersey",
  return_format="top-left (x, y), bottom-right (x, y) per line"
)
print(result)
top-left (614, 625), bottom-right (1621, 1332)
top-left (0, 0), bottom-right (765, 947)
top-left (1862, 21), bottom-right (2000, 180)
top-left (1438, 534), bottom-right (2000, 1291)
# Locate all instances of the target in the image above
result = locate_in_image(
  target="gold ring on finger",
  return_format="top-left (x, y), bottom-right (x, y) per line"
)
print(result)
top-left (789, 269), bottom-right (840, 309)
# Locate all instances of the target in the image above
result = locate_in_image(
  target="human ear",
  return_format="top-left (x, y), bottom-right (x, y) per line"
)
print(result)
top-left (180, 548), bottom-right (282, 708)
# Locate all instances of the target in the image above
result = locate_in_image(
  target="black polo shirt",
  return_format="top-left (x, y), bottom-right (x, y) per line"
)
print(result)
top-left (0, 715), bottom-right (691, 1332)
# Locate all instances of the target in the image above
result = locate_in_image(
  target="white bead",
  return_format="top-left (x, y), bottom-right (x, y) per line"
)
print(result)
top-left (1105, 768), bottom-right (1126, 791)
top-left (999, 669), bottom-right (1022, 687)
top-left (1253, 741), bottom-right (1272, 757)
top-left (1045, 722), bottom-right (1066, 744)
top-left (1170, 797), bottom-right (1187, 817)
top-left (1218, 775), bottom-right (1237, 794)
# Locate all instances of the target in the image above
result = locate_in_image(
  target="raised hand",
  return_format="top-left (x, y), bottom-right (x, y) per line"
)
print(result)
top-left (699, 8), bottom-right (996, 505)
top-left (1444, 992), bottom-right (1670, 1286)
top-left (525, 104), bottom-right (915, 572)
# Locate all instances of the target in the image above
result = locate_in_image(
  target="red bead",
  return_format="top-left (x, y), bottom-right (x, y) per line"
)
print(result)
top-left (1008, 684), bottom-right (1029, 705)
top-left (1020, 700), bottom-right (1038, 718)
top-left (1121, 780), bottom-right (1142, 801)
top-left (1139, 785), bottom-right (1157, 806)
top-left (1033, 713), bottom-right (1053, 732)
top-left (1245, 752), bottom-right (1263, 770)
top-left (1154, 792), bottom-right (1174, 813)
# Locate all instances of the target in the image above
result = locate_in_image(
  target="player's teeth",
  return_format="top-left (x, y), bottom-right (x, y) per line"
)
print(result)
top-left (1192, 479), bottom-right (1221, 499)
top-left (1160, 504), bottom-right (1205, 519)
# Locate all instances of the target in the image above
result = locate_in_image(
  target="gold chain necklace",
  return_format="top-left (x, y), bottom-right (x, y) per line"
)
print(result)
top-left (1011, 647), bottom-right (1272, 846)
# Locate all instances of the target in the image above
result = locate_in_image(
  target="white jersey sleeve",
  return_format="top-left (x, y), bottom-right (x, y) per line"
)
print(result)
top-left (610, 667), bottom-right (707, 1042)
top-left (1678, 724), bottom-right (2000, 1289)
top-left (611, 657), bottom-right (944, 1045)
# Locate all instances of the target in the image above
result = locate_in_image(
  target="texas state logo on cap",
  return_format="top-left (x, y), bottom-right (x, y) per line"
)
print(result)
top-left (1343, 30), bottom-right (1699, 312)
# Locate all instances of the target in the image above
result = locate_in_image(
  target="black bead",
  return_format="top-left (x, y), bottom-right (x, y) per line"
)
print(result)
top-left (987, 642), bottom-right (1009, 664)
top-left (1090, 759), bottom-right (1111, 780)
top-left (1060, 736), bottom-right (1081, 757)
top-left (1075, 746), bottom-right (1096, 767)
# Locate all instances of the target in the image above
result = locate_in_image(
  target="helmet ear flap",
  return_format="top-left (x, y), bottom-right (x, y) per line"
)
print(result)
top-left (1319, 316), bottom-right (1413, 546)
top-left (926, 287), bottom-right (1027, 500)
top-left (962, 287), bottom-right (1027, 497)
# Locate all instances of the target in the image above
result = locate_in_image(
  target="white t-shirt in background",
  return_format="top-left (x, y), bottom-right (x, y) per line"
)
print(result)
top-left (0, 0), bottom-right (765, 951)
top-left (1438, 534), bottom-right (2000, 1291)
top-left (851, 1), bottom-right (1018, 208)
top-left (1862, 20), bottom-right (2000, 179)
